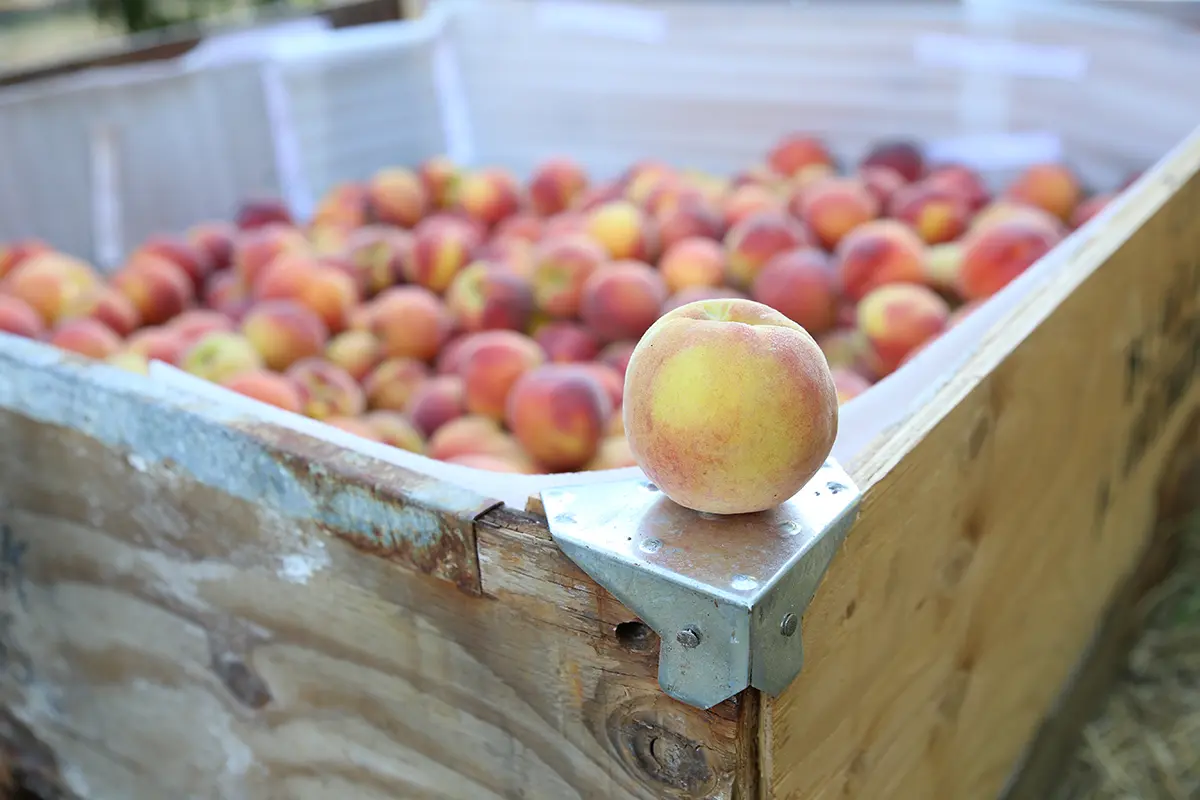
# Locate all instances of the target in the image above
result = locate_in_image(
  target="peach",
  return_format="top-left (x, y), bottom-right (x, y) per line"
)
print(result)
top-left (834, 219), bottom-right (929, 302)
top-left (924, 164), bottom-right (990, 212)
top-left (106, 351), bottom-right (150, 374)
top-left (181, 331), bottom-right (264, 384)
top-left (969, 201), bottom-right (1066, 238)
top-left (436, 334), bottom-right (473, 376)
top-left (924, 242), bottom-right (964, 295)
top-left (0, 239), bottom-right (52, 281)
top-left (722, 184), bottom-right (784, 229)
top-left (818, 327), bottom-right (880, 380)
top-left (506, 364), bottom-right (612, 471)
top-left (406, 374), bottom-right (466, 437)
top-left (240, 300), bottom-right (329, 370)
top-left (661, 285), bottom-right (747, 315)
top-left (1070, 193), bottom-right (1113, 229)
top-left (831, 367), bottom-right (872, 405)
top-left (723, 210), bottom-right (812, 290)
top-left (457, 330), bottom-right (545, 420)
top-left (404, 215), bottom-right (479, 293)
top-left (324, 416), bottom-right (383, 442)
top-left (598, 340), bottom-right (637, 380)
top-left (293, 265), bottom-right (359, 334)
top-left (418, 156), bottom-right (461, 209)
top-left (767, 133), bottom-right (834, 179)
top-left (251, 251), bottom-right (319, 301)
top-left (656, 197), bottom-right (726, 251)
top-left (233, 223), bottom-right (311, 289)
top-left (579, 261), bottom-right (667, 343)
top-left (790, 177), bottom-right (879, 251)
top-left (0, 295), bottom-right (46, 339)
top-left (528, 157), bottom-right (589, 217)
top-left (1003, 163), bottom-right (1081, 222)
top-left (750, 247), bottom-right (838, 334)
top-left (606, 410), bottom-right (625, 438)
top-left (443, 453), bottom-right (530, 473)
top-left (220, 370), bottom-right (304, 413)
top-left (958, 217), bottom-right (1061, 300)
top-left (584, 436), bottom-right (638, 471)
top-left (427, 414), bottom-right (524, 462)
top-left (325, 329), bottom-right (383, 382)
top-left (312, 183), bottom-right (369, 231)
top-left (860, 140), bottom-right (925, 183)
top-left (542, 212), bottom-right (589, 240)
top-left (623, 297), bottom-right (838, 514)
top-left (48, 318), bottom-right (121, 359)
top-left (949, 299), bottom-right (984, 328)
top-left (126, 327), bottom-right (187, 366)
top-left (621, 160), bottom-right (675, 207)
top-left (204, 270), bottom-right (246, 315)
top-left (857, 165), bottom-right (907, 210)
top-left (286, 358), bottom-right (367, 420)
top-left (168, 309), bottom-right (235, 345)
top-left (578, 362), bottom-right (625, 411)
top-left (857, 283), bottom-right (950, 376)
top-left (534, 320), bottom-right (601, 363)
top-left (363, 286), bottom-right (452, 361)
top-left (82, 288), bottom-right (140, 337)
top-left (659, 237), bottom-right (725, 294)
top-left (574, 182), bottom-right (625, 213)
top-left (110, 255), bottom-right (195, 326)
top-left (187, 221), bottom-right (237, 271)
top-left (455, 168), bottom-right (524, 228)
top-left (4, 252), bottom-right (102, 325)
top-left (530, 234), bottom-right (607, 318)
top-left (308, 224), bottom-right (354, 258)
top-left (476, 235), bottom-right (536, 279)
top-left (234, 198), bottom-right (293, 231)
top-left (131, 235), bottom-right (213, 290)
top-left (888, 181), bottom-right (970, 244)
top-left (364, 168), bottom-right (428, 229)
top-left (364, 411), bottom-right (425, 454)
top-left (363, 357), bottom-right (430, 411)
top-left (490, 214), bottom-right (539, 244)
top-left (584, 200), bottom-right (659, 262)
top-left (446, 261), bottom-right (535, 333)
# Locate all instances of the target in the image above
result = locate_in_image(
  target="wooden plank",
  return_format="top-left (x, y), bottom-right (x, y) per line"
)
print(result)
top-left (766, 130), bottom-right (1200, 798)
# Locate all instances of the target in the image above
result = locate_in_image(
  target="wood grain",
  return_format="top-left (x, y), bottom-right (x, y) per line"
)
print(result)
top-left (766, 130), bottom-right (1200, 798)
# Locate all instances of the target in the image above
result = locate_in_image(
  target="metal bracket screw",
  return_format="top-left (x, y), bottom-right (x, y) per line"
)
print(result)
top-left (676, 626), bottom-right (702, 648)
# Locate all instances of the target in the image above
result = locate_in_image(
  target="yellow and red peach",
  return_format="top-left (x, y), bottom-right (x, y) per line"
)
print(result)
top-left (860, 140), bottom-right (925, 183)
top-left (131, 235), bottom-right (213, 290)
top-left (403, 215), bottom-right (479, 293)
top-left (958, 217), bottom-right (1062, 300)
top-left (888, 181), bottom-right (970, 244)
top-left (818, 327), bottom-right (881, 380)
top-left (325, 329), bottom-right (382, 382)
top-left (204, 270), bottom-right (246, 316)
top-left (790, 177), bottom-right (879, 250)
top-left (362, 286), bottom-right (452, 362)
top-left (457, 330), bottom-right (546, 420)
top-left (232, 223), bottom-right (310, 289)
top-left (722, 184), bottom-right (783, 229)
top-left (1003, 163), bottom-right (1081, 222)
top-left (234, 198), bottom-right (293, 231)
top-left (418, 156), bottom-right (461, 209)
top-left (534, 320), bottom-right (601, 363)
top-left (579, 260), bottom-right (667, 342)
top-left (126, 327), bottom-right (188, 366)
top-left (82, 287), bottom-right (141, 337)
top-left (0, 295), bottom-right (46, 339)
top-left (49, 318), bottom-right (121, 359)
top-left (834, 219), bottom-right (929, 302)
top-left (323, 416), bottom-right (384, 442)
top-left (406, 374), bottom-right (466, 437)
top-left (623, 297), bottom-right (838, 514)
top-left (341, 225), bottom-right (412, 297)
top-left (856, 165), bottom-right (907, 211)
top-left (251, 251), bottom-right (320, 301)
top-left (766, 133), bottom-right (834, 179)
top-left (367, 168), bottom-right (429, 229)
top-left (445, 261), bottom-right (535, 333)
top-left (168, 309), bottom-right (234, 346)
top-left (182, 331), bottom-right (264, 384)
top-left (110, 255), bottom-right (195, 326)
top-left (286, 357), bottom-right (367, 420)
top-left (723, 210), bottom-right (812, 290)
top-left (443, 453), bottom-right (532, 473)
top-left (584, 200), bottom-right (659, 262)
top-left (578, 362), bottom-right (625, 411)
top-left (494, 214), bottom-right (544, 244)
top-left (656, 196), bottom-right (726, 250)
top-left (750, 247), bottom-right (838, 334)
top-left (240, 300), bottom-right (329, 370)
top-left (924, 163), bottom-right (990, 212)
top-left (427, 414), bottom-right (525, 462)
top-left (220, 369), bottom-right (305, 413)
top-left (857, 283), bottom-right (950, 376)
top-left (583, 436), bottom-right (638, 471)
top-left (4, 252), bottom-right (103, 326)
top-left (530, 234), bottom-right (607, 318)
top-left (106, 351), bottom-right (150, 374)
top-left (528, 157), bottom-right (589, 217)
top-left (506, 364), bottom-right (612, 471)
top-left (293, 265), bottom-right (359, 334)
top-left (923, 242), bottom-right (964, 295)
top-left (1070, 193), bottom-right (1113, 229)
top-left (831, 367), bottom-right (872, 404)
top-left (0, 239), bottom-right (52, 281)
top-left (659, 237), bottom-right (725, 294)
top-left (363, 356), bottom-right (430, 411)
top-left (455, 168), bottom-right (524, 228)
top-left (187, 221), bottom-right (237, 271)
top-left (364, 411), bottom-right (425, 453)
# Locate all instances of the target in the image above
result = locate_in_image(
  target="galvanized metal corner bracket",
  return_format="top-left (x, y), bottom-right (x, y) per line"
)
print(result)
top-left (541, 460), bottom-right (861, 710)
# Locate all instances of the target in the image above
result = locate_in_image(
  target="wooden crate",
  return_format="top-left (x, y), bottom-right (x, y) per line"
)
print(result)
top-left (2, 3), bottom-right (1200, 798)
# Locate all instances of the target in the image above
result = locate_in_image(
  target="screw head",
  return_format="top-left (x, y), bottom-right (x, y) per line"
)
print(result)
top-left (676, 626), bottom-right (702, 648)
top-left (780, 613), bottom-right (798, 637)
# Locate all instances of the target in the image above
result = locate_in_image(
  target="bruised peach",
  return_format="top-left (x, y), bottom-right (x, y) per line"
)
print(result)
top-left (723, 210), bottom-right (812, 290)
top-left (750, 248), bottom-right (838, 334)
top-left (363, 357), bottom-right (430, 411)
top-left (4, 252), bottom-right (102, 325)
top-left (767, 133), bottom-right (834, 179)
top-left (182, 332), bottom-right (263, 384)
top-left (860, 140), bottom-right (925, 183)
top-left (325, 329), bottom-right (382, 382)
top-left (241, 300), bottom-right (329, 370)
top-left (446, 262), bottom-right (535, 333)
top-left (834, 219), bottom-right (928, 302)
top-left (831, 367), bottom-right (871, 405)
top-left (659, 237), bottom-right (724, 294)
top-left (790, 177), bottom-right (879, 250)
top-left (367, 168), bottom-right (429, 228)
top-left (579, 261), bottom-right (667, 343)
top-left (110, 255), bottom-right (195, 326)
top-left (232, 223), bottom-right (310, 289)
top-left (661, 286), bottom-right (747, 315)
top-left (49, 318), bottom-right (121, 359)
top-left (286, 357), bottom-right (367, 420)
top-left (958, 218), bottom-right (1062, 300)
top-left (406, 374), bottom-right (466, 437)
top-left (584, 200), bottom-right (659, 263)
top-left (534, 320), bottom-right (601, 363)
top-left (530, 234), bottom-right (607, 318)
top-left (623, 298), bottom-right (838, 514)
top-left (404, 215), bottom-right (478, 293)
top-left (455, 167), bottom-right (523, 228)
top-left (888, 181), bottom-right (970, 244)
top-left (528, 157), bottom-right (589, 217)
top-left (363, 286), bottom-right (452, 362)
top-left (457, 330), bottom-right (545, 420)
top-left (1003, 163), bottom-right (1081, 222)
top-left (220, 370), bottom-right (304, 413)
top-left (506, 364), bottom-right (612, 471)
top-left (857, 283), bottom-right (950, 375)
top-left (364, 411), bottom-right (425, 453)
top-left (0, 295), bottom-right (46, 339)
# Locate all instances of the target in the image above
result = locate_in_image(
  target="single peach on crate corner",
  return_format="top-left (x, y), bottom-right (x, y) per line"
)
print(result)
top-left (623, 297), bottom-right (838, 516)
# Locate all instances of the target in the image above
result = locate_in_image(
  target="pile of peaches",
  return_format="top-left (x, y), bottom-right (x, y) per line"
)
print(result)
top-left (0, 134), bottom-right (1121, 475)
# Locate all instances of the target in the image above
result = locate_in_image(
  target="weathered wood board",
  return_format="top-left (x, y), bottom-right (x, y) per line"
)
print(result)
top-left (1, 113), bottom-right (1199, 800)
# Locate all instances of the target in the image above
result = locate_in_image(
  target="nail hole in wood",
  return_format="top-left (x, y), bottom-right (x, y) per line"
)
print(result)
top-left (615, 620), bottom-right (658, 653)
